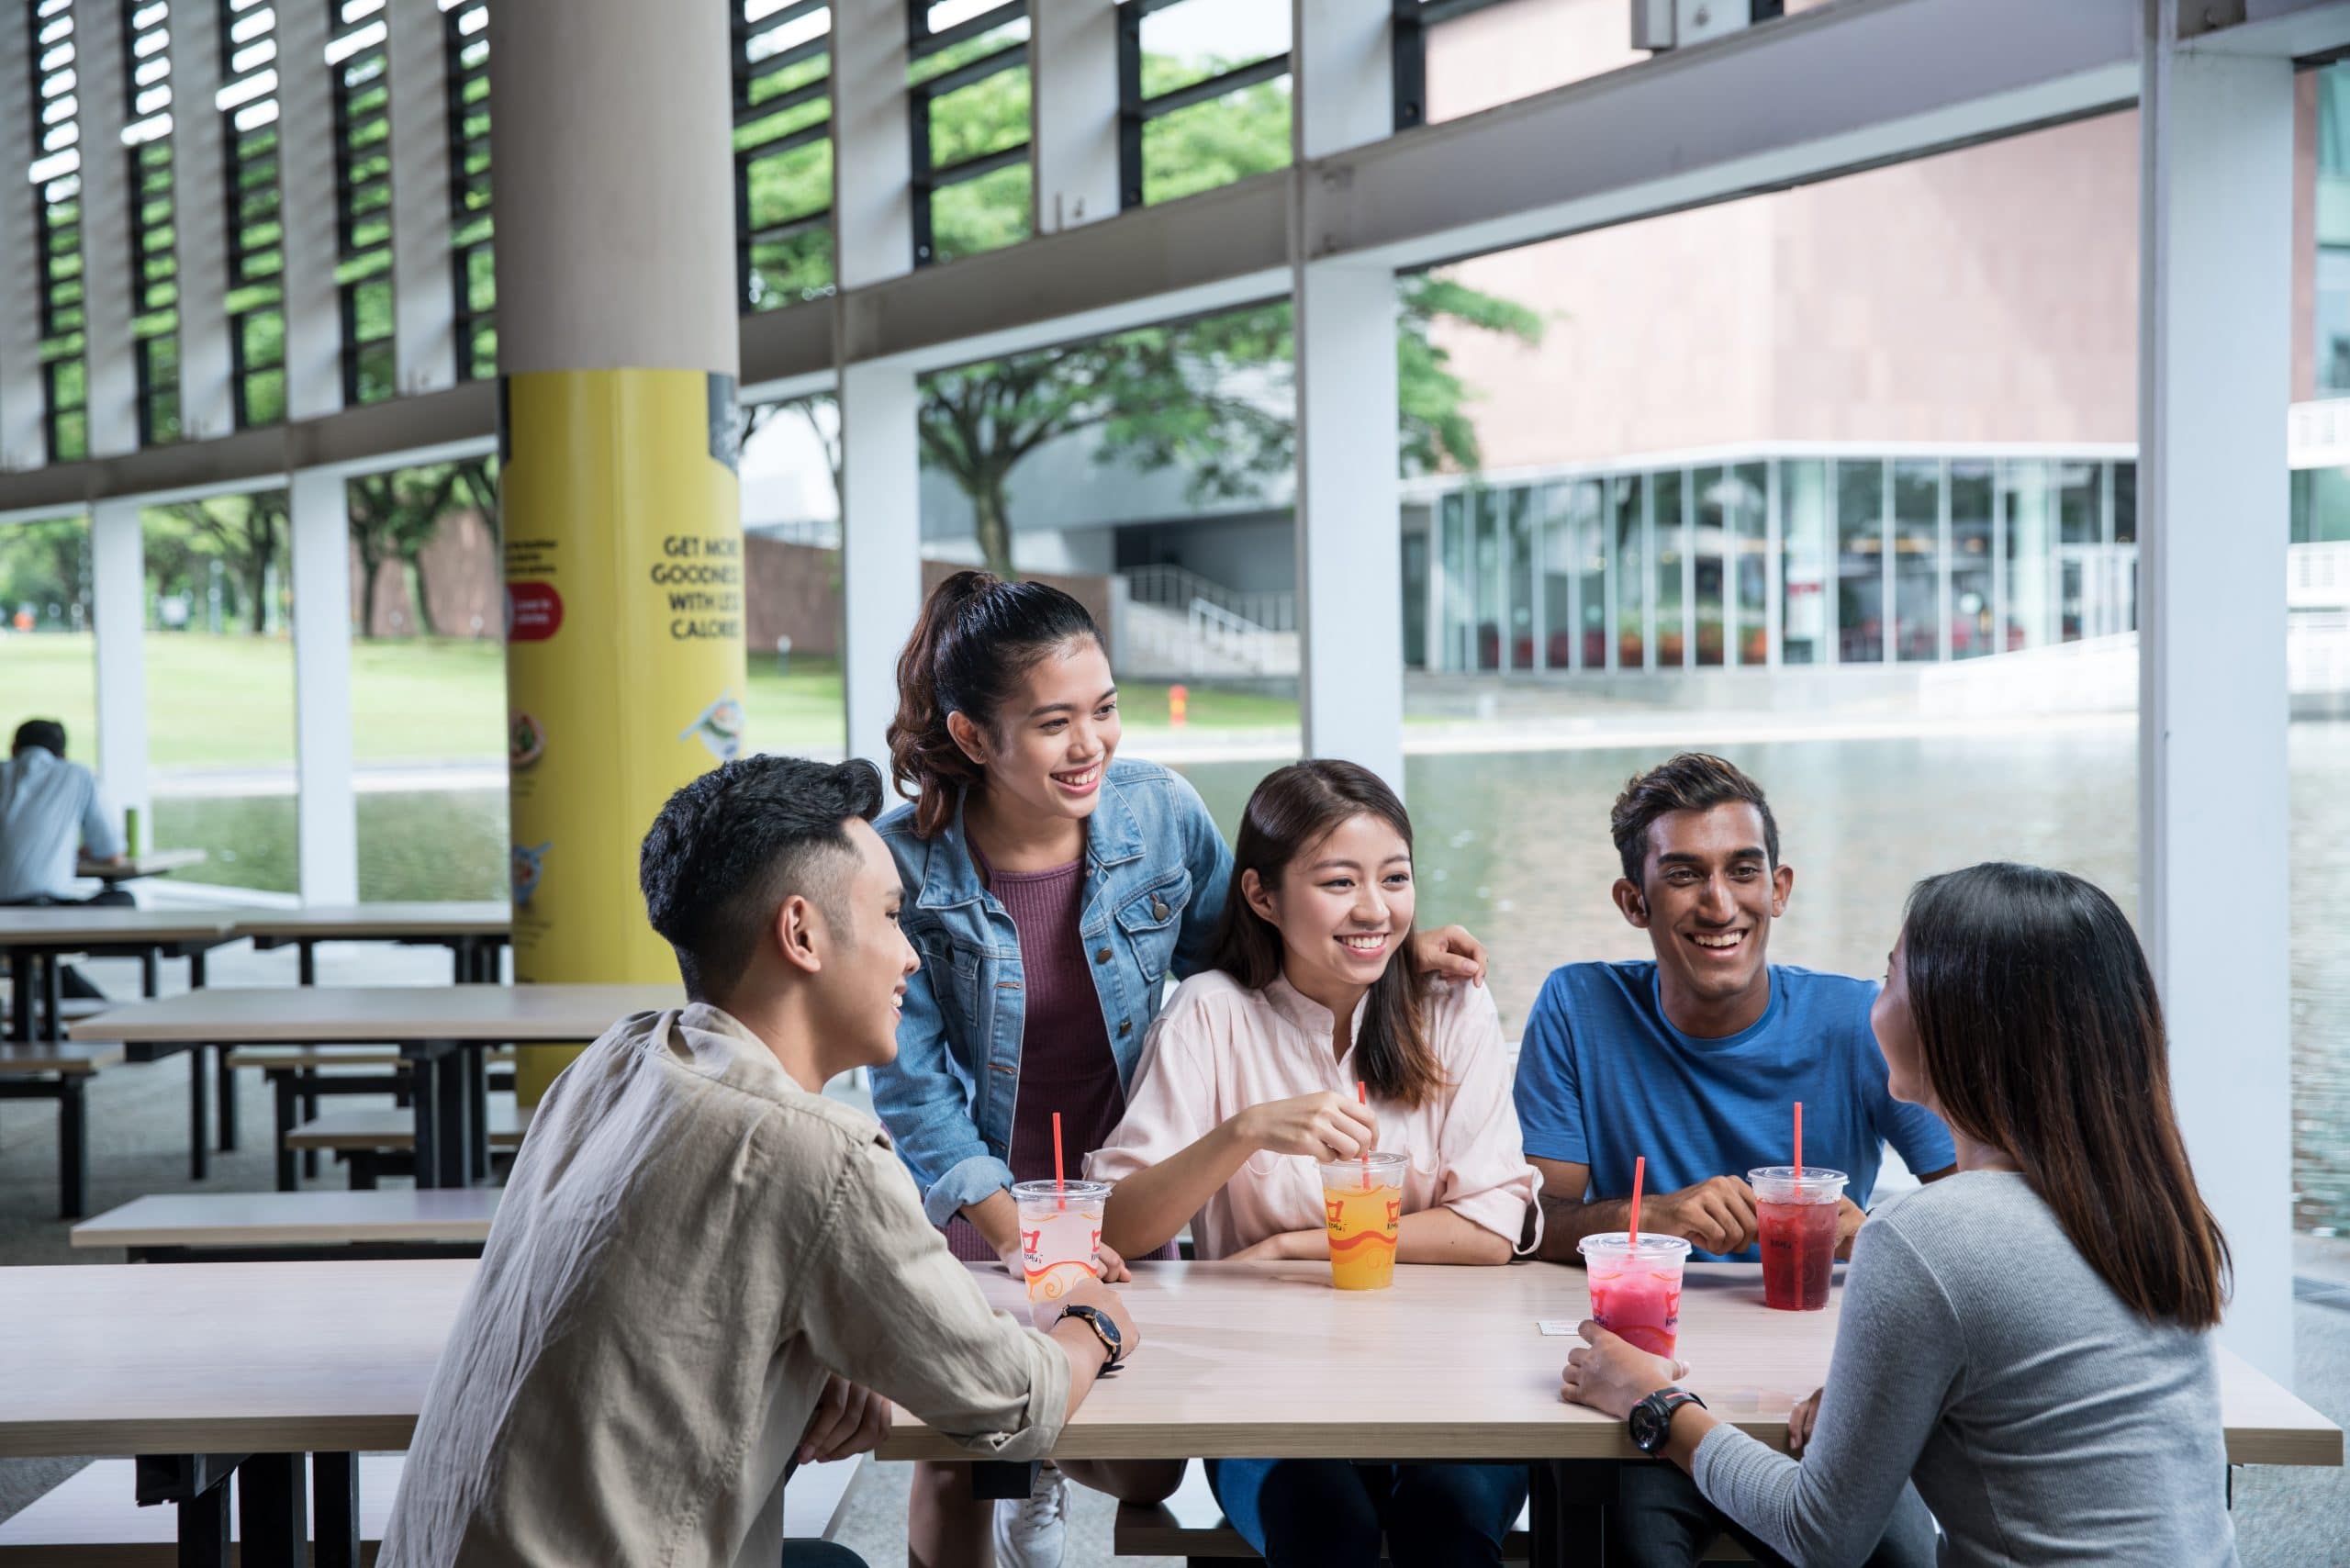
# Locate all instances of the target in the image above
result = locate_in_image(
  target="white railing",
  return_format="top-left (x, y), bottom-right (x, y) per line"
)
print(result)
top-left (1187, 596), bottom-right (1286, 675)
top-left (1123, 564), bottom-right (1296, 633)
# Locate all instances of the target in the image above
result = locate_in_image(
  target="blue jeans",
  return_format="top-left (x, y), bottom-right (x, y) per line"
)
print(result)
top-left (1206, 1457), bottom-right (1529, 1567)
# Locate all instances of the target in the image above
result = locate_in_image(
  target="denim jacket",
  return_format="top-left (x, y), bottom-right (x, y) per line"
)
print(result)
top-left (871, 757), bottom-right (1233, 1226)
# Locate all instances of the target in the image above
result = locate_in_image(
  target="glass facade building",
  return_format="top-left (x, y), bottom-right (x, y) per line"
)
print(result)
top-left (1413, 449), bottom-right (2141, 674)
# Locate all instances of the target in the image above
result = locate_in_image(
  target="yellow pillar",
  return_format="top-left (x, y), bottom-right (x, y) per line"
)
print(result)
top-left (490, 0), bottom-right (744, 1103)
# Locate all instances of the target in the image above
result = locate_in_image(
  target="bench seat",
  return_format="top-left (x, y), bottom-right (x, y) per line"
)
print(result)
top-left (285, 1104), bottom-right (523, 1153)
top-left (0, 1454), bottom-right (402, 1565)
top-left (73, 1190), bottom-right (503, 1260)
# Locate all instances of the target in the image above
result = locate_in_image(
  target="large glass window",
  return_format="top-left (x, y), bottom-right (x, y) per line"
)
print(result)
top-left (2001, 458), bottom-right (2054, 652)
top-left (2056, 459), bottom-right (2100, 642)
top-left (1949, 460), bottom-right (1994, 659)
top-left (443, 0), bottom-right (493, 379)
top-left (1439, 490), bottom-right (1471, 671)
top-left (1612, 474), bottom-right (1644, 669)
top-left (909, 2), bottom-right (1031, 267)
top-left (733, 0), bottom-right (832, 311)
top-left (1472, 487), bottom-right (1502, 671)
top-left (1691, 465), bottom-right (1726, 666)
top-left (2318, 65), bottom-right (2350, 393)
top-left (330, 0), bottom-right (396, 405)
top-left (1505, 486), bottom-right (1534, 671)
top-left (1570, 478), bottom-right (1606, 670)
top-left (1125, 0), bottom-right (1291, 208)
top-left (1728, 462), bottom-right (1767, 666)
top-left (1780, 459), bottom-right (1828, 666)
top-left (220, 0), bottom-right (285, 426)
top-left (1652, 469), bottom-right (1684, 667)
top-left (30, 0), bottom-right (85, 462)
top-left (1892, 459), bottom-right (1940, 662)
top-left (1835, 459), bottom-right (1885, 664)
top-left (1537, 482), bottom-right (1572, 670)
top-left (126, 0), bottom-right (180, 445)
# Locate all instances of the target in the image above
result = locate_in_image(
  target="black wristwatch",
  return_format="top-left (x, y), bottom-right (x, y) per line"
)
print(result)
top-left (1056, 1303), bottom-right (1125, 1370)
top-left (1628, 1387), bottom-right (1706, 1455)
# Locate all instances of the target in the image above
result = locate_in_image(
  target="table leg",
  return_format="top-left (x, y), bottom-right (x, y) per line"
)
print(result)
top-left (969, 1462), bottom-right (1038, 1500)
top-left (302, 1071), bottom-right (321, 1179)
top-left (274, 1072), bottom-right (300, 1192)
top-left (236, 1453), bottom-right (306, 1568)
top-left (436, 1046), bottom-right (470, 1188)
top-left (298, 940), bottom-right (317, 987)
top-left (188, 1047), bottom-right (209, 1182)
top-left (314, 1451), bottom-right (360, 1568)
top-left (189, 950), bottom-right (207, 988)
top-left (7, 948), bottom-right (29, 1043)
top-left (176, 1477), bottom-right (230, 1568)
top-left (466, 1047), bottom-right (490, 1182)
top-left (39, 954), bottom-right (62, 1045)
top-left (216, 1045), bottom-right (239, 1152)
top-left (141, 949), bottom-right (159, 997)
top-left (1528, 1460), bottom-right (1615, 1568)
top-left (58, 1076), bottom-right (87, 1220)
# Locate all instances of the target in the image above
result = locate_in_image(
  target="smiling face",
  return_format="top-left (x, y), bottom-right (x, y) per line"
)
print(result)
top-left (948, 637), bottom-right (1120, 829)
top-left (1871, 930), bottom-right (1929, 1107)
top-left (1244, 811), bottom-right (1416, 1014)
top-left (1613, 801), bottom-right (1793, 1027)
top-left (807, 818), bottom-right (922, 1074)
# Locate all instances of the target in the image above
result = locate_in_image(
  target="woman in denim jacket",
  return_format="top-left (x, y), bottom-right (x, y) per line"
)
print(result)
top-left (873, 571), bottom-right (1485, 1568)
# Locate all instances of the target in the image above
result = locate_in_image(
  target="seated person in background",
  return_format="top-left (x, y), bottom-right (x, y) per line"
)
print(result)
top-left (1094, 759), bottom-right (1539, 1568)
top-left (380, 757), bottom-right (1139, 1568)
top-left (1562, 863), bottom-right (2241, 1568)
top-left (1, 719), bottom-right (132, 1000)
top-left (1515, 752), bottom-right (1953, 1568)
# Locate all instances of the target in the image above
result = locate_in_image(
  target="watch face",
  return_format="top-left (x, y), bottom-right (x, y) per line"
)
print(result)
top-left (1629, 1399), bottom-right (1662, 1453)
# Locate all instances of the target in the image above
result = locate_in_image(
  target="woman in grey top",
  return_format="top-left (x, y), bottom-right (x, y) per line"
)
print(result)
top-left (1561, 861), bottom-right (2238, 1567)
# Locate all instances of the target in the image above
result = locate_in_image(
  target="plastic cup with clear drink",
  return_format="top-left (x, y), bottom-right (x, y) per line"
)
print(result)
top-left (1013, 1178), bottom-right (1110, 1327)
top-left (1318, 1152), bottom-right (1404, 1290)
top-left (1750, 1166), bottom-right (1847, 1311)
top-left (1577, 1232), bottom-right (1693, 1357)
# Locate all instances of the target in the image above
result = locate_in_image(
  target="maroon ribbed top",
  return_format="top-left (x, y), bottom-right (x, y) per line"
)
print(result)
top-left (944, 852), bottom-right (1126, 1264)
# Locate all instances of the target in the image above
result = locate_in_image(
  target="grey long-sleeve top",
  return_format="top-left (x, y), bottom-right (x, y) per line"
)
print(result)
top-left (1691, 1170), bottom-right (2239, 1568)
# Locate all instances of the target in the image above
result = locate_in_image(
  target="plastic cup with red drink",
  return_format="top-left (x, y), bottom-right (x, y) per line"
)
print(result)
top-left (1577, 1232), bottom-right (1693, 1358)
top-left (1750, 1166), bottom-right (1847, 1311)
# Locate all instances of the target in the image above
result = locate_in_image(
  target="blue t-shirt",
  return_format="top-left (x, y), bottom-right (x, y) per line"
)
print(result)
top-left (1512, 960), bottom-right (1956, 1261)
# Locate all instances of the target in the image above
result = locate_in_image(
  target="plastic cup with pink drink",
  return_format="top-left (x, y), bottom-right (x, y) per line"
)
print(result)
top-left (1577, 1232), bottom-right (1693, 1358)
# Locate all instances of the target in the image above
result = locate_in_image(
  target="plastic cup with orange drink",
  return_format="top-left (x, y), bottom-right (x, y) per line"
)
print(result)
top-left (1318, 1151), bottom-right (1404, 1290)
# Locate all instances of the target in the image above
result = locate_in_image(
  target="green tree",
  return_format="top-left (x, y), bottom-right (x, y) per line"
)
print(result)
top-left (753, 55), bottom-right (1541, 577)
top-left (0, 517), bottom-right (89, 623)
top-left (348, 465), bottom-right (465, 637)
top-left (153, 493), bottom-right (287, 635)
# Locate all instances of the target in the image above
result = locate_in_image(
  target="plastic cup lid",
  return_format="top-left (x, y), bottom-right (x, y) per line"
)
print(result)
top-left (1576, 1231), bottom-right (1693, 1260)
top-left (1012, 1179), bottom-right (1111, 1201)
top-left (1318, 1150), bottom-right (1406, 1182)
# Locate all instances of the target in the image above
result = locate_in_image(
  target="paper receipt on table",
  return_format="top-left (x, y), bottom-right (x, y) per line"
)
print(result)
top-left (1537, 1320), bottom-right (1583, 1336)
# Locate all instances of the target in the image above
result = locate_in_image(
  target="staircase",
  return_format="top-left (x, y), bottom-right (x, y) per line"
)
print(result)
top-left (1113, 566), bottom-right (1299, 680)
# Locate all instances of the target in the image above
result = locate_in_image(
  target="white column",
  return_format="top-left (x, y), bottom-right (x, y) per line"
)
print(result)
top-left (73, 0), bottom-right (135, 456)
top-left (388, 0), bottom-right (457, 395)
top-left (2137, 9), bottom-right (2294, 1382)
top-left (834, 0), bottom-right (920, 776)
top-left (288, 467), bottom-right (358, 903)
top-left (1292, 1), bottom-right (1402, 790)
top-left (90, 498), bottom-right (148, 825)
top-left (0, 21), bottom-right (46, 470)
top-left (839, 360), bottom-right (922, 777)
top-left (1032, 0), bottom-right (1122, 232)
top-left (276, 0), bottom-right (344, 420)
top-left (170, 0), bottom-right (233, 442)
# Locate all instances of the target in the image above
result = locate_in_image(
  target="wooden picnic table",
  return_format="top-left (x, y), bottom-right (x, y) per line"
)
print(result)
top-left (229, 902), bottom-right (512, 983)
top-left (0, 1259), bottom-right (2332, 1568)
top-left (71, 983), bottom-right (682, 1187)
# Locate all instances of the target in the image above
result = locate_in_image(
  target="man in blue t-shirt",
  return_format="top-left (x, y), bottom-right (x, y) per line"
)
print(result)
top-left (1515, 752), bottom-right (1951, 1568)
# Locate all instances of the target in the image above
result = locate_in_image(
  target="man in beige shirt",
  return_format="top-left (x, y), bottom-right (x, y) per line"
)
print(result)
top-left (381, 756), bottom-right (1139, 1568)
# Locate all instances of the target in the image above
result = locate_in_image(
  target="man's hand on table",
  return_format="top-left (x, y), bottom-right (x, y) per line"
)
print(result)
top-left (1833, 1198), bottom-right (1866, 1260)
top-left (1557, 1321), bottom-right (1688, 1420)
top-left (1652, 1175), bottom-right (1759, 1255)
top-left (1225, 1228), bottom-right (1328, 1263)
top-left (798, 1374), bottom-right (891, 1465)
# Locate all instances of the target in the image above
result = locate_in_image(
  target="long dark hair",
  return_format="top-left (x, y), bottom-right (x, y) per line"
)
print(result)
top-left (1210, 761), bottom-right (1447, 1109)
top-left (886, 569), bottom-right (1103, 839)
top-left (1900, 862), bottom-right (2230, 1330)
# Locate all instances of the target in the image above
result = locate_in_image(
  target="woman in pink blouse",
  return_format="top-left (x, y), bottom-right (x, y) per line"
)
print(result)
top-left (1091, 759), bottom-right (1540, 1568)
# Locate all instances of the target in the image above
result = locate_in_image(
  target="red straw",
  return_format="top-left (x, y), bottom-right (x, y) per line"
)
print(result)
top-left (1794, 1102), bottom-right (1804, 1178)
top-left (1628, 1155), bottom-right (1646, 1243)
top-left (1052, 1111), bottom-right (1066, 1211)
top-left (1357, 1081), bottom-right (1371, 1190)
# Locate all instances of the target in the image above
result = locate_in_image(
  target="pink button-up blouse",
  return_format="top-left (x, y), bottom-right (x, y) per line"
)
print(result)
top-left (1087, 969), bottom-right (1541, 1260)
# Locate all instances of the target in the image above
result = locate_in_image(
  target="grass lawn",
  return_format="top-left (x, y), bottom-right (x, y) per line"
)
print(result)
top-left (4, 633), bottom-right (1296, 773)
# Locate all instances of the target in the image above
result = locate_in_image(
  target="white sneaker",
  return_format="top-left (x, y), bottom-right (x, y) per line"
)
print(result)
top-left (991, 1463), bottom-right (1069, 1568)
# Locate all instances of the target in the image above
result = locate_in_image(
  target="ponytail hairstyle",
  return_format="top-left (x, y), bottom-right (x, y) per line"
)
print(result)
top-left (1900, 862), bottom-right (2231, 1330)
top-left (1209, 760), bottom-right (1449, 1110)
top-left (886, 569), bottom-right (1105, 839)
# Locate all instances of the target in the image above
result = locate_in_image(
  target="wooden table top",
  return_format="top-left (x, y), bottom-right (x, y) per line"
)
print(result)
top-left (69, 983), bottom-right (682, 1045)
top-left (0, 908), bottom-right (235, 948)
top-left (78, 848), bottom-right (209, 881)
top-left (73, 1190), bottom-right (502, 1249)
top-left (231, 903), bottom-right (512, 941)
top-left (0, 1260), bottom-right (2334, 1468)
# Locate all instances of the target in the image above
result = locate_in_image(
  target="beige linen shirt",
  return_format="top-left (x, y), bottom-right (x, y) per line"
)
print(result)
top-left (380, 1004), bottom-right (1070, 1568)
top-left (1088, 971), bottom-right (1541, 1259)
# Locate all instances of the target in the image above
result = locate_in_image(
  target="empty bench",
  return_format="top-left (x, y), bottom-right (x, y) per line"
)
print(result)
top-left (0, 1041), bottom-right (124, 1219)
top-left (73, 1189), bottom-right (504, 1263)
top-left (0, 1451), bottom-right (867, 1563)
top-left (228, 1046), bottom-right (520, 1191)
top-left (285, 1103), bottom-right (523, 1189)
top-left (1113, 1461), bottom-right (1750, 1564)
